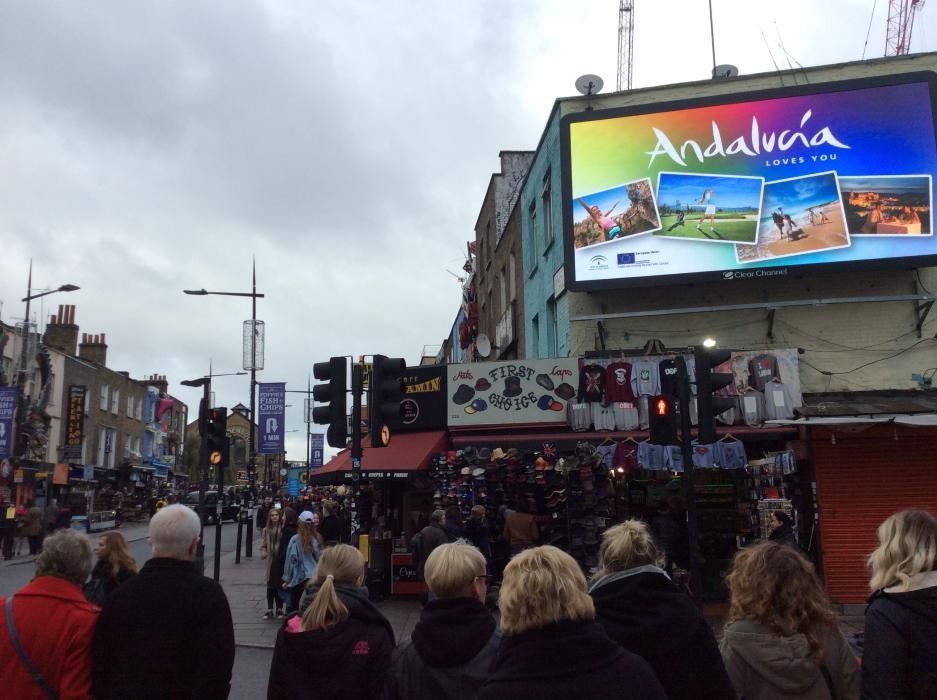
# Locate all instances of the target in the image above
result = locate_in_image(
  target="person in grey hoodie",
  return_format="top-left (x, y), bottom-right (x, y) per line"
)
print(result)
top-left (720, 542), bottom-right (859, 700)
top-left (862, 510), bottom-right (937, 700)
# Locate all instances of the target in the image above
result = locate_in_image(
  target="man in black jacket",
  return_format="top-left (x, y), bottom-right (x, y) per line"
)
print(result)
top-left (93, 504), bottom-right (235, 700)
top-left (390, 542), bottom-right (499, 700)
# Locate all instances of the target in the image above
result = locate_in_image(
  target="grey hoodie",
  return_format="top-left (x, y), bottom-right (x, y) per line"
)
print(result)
top-left (720, 619), bottom-right (859, 700)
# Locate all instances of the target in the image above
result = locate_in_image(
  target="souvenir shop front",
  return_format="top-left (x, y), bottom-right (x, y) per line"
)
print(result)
top-left (443, 354), bottom-right (806, 599)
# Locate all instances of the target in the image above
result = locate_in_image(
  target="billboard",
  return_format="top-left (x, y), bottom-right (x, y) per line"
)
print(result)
top-left (399, 365), bottom-right (448, 431)
top-left (447, 358), bottom-right (579, 427)
top-left (0, 387), bottom-right (15, 459)
top-left (561, 72), bottom-right (937, 290)
top-left (258, 382), bottom-right (286, 454)
top-left (309, 433), bottom-right (324, 469)
top-left (63, 385), bottom-right (87, 462)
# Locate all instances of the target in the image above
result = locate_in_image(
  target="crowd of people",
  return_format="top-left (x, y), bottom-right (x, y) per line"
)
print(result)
top-left (0, 505), bottom-right (934, 699)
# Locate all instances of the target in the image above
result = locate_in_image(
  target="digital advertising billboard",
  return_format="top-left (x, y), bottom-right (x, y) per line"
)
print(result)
top-left (561, 72), bottom-right (937, 291)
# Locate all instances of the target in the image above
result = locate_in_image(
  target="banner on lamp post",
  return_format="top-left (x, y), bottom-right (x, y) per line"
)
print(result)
top-left (63, 386), bottom-right (87, 462)
top-left (258, 382), bottom-right (285, 454)
top-left (309, 433), bottom-right (324, 469)
top-left (0, 387), bottom-right (16, 459)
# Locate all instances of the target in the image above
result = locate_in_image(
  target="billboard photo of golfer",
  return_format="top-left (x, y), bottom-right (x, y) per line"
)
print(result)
top-left (572, 178), bottom-right (661, 249)
top-left (655, 172), bottom-right (764, 245)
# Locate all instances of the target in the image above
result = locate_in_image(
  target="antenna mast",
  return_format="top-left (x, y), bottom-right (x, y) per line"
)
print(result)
top-left (616, 0), bottom-right (634, 91)
top-left (885, 0), bottom-right (926, 55)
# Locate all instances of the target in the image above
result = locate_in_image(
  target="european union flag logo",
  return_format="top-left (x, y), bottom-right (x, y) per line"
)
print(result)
top-left (617, 253), bottom-right (635, 265)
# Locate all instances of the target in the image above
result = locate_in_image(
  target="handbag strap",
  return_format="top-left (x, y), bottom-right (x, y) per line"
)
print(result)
top-left (4, 596), bottom-right (60, 700)
top-left (819, 662), bottom-right (837, 700)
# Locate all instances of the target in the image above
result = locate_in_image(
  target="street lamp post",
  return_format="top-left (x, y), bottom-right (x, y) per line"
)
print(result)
top-left (180, 376), bottom-right (211, 576)
top-left (15, 260), bottom-right (79, 458)
top-left (184, 261), bottom-right (264, 560)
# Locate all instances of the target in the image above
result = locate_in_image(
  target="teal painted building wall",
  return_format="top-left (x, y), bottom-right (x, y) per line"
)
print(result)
top-left (522, 111), bottom-right (569, 359)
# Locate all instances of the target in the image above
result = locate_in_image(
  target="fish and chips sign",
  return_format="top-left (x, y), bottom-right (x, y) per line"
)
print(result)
top-left (447, 359), bottom-right (579, 427)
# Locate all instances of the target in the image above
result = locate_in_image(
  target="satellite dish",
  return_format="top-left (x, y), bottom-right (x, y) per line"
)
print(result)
top-left (575, 74), bottom-right (605, 96)
top-left (476, 334), bottom-right (492, 358)
top-left (712, 64), bottom-right (739, 80)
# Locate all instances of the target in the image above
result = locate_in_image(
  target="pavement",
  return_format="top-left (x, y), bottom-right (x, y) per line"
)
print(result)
top-left (218, 537), bottom-right (422, 649)
top-left (1, 520), bottom-right (153, 568)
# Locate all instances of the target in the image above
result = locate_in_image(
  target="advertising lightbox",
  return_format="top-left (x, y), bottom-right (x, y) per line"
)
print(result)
top-left (561, 72), bottom-right (937, 290)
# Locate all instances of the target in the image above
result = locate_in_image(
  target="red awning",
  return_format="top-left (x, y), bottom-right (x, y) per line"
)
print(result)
top-left (309, 430), bottom-right (449, 481)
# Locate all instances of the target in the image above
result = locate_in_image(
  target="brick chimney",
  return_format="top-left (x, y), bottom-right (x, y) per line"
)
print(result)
top-left (43, 304), bottom-right (79, 356)
top-left (79, 332), bottom-right (108, 366)
top-left (148, 374), bottom-right (169, 394)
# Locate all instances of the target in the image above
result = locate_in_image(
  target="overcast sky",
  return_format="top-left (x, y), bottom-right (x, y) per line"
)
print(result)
top-left (1, 0), bottom-right (933, 461)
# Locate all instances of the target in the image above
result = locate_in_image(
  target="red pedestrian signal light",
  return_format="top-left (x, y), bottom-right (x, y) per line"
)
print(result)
top-left (656, 398), bottom-right (669, 416)
top-left (648, 394), bottom-right (677, 445)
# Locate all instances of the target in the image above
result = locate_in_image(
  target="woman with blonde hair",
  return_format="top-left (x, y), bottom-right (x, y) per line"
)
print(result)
top-left (720, 541), bottom-right (859, 699)
top-left (863, 509), bottom-right (937, 699)
top-left (260, 506), bottom-right (284, 619)
top-left (590, 520), bottom-right (734, 700)
top-left (282, 511), bottom-right (323, 614)
top-left (84, 530), bottom-right (138, 605)
top-left (478, 545), bottom-right (665, 700)
top-left (268, 544), bottom-right (394, 700)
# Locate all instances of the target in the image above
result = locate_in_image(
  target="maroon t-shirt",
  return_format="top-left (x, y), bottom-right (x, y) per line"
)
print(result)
top-left (604, 361), bottom-right (635, 403)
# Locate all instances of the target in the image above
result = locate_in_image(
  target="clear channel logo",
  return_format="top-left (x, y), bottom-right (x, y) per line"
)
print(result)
top-left (589, 255), bottom-right (609, 271)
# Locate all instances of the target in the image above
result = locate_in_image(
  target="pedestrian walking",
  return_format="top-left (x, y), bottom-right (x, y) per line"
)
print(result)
top-left (271, 507), bottom-right (298, 611)
top-left (463, 505), bottom-right (492, 563)
top-left (261, 506), bottom-right (284, 619)
top-left (13, 503), bottom-right (28, 557)
top-left (767, 510), bottom-right (798, 547)
top-left (444, 505), bottom-right (465, 541)
top-left (862, 509), bottom-right (937, 699)
top-left (269, 544), bottom-right (395, 700)
top-left (478, 545), bottom-right (666, 700)
top-left (318, 499), bottom-right (343, 546)
top-left (83, 531), bottom-right (138, 605)
top-left (0, 530), bottom-right (99, 699)
top-left (282, 511), bottom-right (322, 614)
top-left (44, 498), bottom-right (59, 536)
top-left (502, 503), bottom-right (538, 556)
top-left (589, 520), bottom-right (735, 700)
top-left (416, 510), bottom-right (449, 580)
top-left (720, 541), bottom-right (859, 700)
top-left (21, 500), bottom-right (43, 555)
top-left (92, 504), bottom-right (234, 700)
top-left (390, 542), bottom-right (499, 700)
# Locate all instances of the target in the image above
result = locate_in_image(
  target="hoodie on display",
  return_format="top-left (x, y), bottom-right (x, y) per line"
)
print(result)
top-left (578, 364), bottom-right (607, 403)
top-left (720, 619), bottom-right (859, 700)
top-left (590, 566), bottom-right (735, 700)
top-left (862, 571), bottom-right (937, 700)
top-left (390, 597), bottom-right (499, 700)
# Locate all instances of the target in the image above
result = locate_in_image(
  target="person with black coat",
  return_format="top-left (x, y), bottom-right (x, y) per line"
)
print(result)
top-left (272, 507), bottom-right (298, 610)
top-left (390, 542), bottom-right (499, 700)
top-left (768, 510), bottom-right (798, 547)
top-left (84, 530), bottom-right (138, 605)
top-left (863, 510), bottom-right (937, 699)
top-left (93, 505), bottom-right (234, 700)
top-left (477, 545), bottom-right (666, 700)
top-left (590, 520), bottom-right (735, 700)
top-left (463, 505), bottom-right (492, 563)
top-left (268, 544), bottom-right (394, 700)
top-left (319, 500), bottom-right (344, 546)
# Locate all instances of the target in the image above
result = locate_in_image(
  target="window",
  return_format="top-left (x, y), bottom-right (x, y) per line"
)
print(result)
top-left (485, 221), bottom-right (492, 268)
top-left (542, 172), bottom-right (553, 248)
top-left (531, 314), bottom-right (540, 358)
top-left (111, 388), bottom-right (120, 414)
top-left (98, 427), bottom-right (116, 468)
top-left (127, 395), bottom-right (133, 418)
top-left (499, 267), bottom-right (507, 316)
top-left (547, 297), bottom-right (559, 357)
top-left (509, 252), bottom-right (517, 300)
top-left (135, 399), bottom-right (143, 421)
top-left (100, 384), bottom-right (109, 411)
top-left (525, 201), bottom-right (538, 272)
top-left (84, 389), bottom-right (90, 415)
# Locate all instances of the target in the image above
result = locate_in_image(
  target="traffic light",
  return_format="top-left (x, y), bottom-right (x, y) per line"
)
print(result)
top-left (206, 407), bottom-right (229, 469)
top-left (313, 357), bottom-right (348, 449)
top-left (369, 355), bottom-right (405, 448)
top-left (648, 394), bottom-right (678, 444)
top-left (695, 346), bottom-right (735, 443)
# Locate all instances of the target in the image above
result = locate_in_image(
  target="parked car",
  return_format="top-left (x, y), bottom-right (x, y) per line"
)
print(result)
top-left (184, 491), bottom-right (240, 525)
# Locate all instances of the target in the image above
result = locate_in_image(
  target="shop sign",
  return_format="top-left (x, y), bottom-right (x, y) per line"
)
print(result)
top-left (342, 470), bottom-right (411, 480)
top-left (0, 387), bottom-right (16, 459)
top-left (63, 385), bottom-right (87, 461)
top-left (398, 366), bottom-right (447, 432)
top-left (393, 562), bottom-right (418, 583)
top-left (447, 358), bottom-right (580, 427)
top-left (309, 433), bottom-right (324, 469)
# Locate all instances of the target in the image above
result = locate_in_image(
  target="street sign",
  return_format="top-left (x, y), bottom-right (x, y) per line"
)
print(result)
top-left (310, 433), bottom-right (324, 469)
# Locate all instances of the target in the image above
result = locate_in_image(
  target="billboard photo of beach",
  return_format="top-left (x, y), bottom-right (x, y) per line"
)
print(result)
top-left (655, 172), bottom-right (764, 245)
top-left (737, 171), bottom-right (850, 264)
top-left (572, 178), bottom-right (661, 250)
top-left (839, 174), bottom-right (932, 236)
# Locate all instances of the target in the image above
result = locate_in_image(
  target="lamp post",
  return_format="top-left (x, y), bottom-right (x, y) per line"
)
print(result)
top-left (184, 261), bottom-right (264, 559)
top-left (180, 376), bottom-right (211, 576)
top-left (15, 260), bottom-right (79, 458)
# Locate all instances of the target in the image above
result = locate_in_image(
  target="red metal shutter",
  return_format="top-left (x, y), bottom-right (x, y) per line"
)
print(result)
top-left (812, 425), bottom-right (937, 604)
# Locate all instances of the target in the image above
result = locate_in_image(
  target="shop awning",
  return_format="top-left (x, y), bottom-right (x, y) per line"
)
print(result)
top-left (767, 414), bottom-right (937, 427)
top-left (309, 430), bottom-right (449, 482)
top-left (448, 424), bottom-right (796, 447)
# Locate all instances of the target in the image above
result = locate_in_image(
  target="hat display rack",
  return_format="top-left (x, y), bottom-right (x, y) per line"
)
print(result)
top-left (429, 441), bottom-right (614, 572)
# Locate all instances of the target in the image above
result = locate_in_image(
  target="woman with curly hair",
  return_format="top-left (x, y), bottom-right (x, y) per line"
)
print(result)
top-left (863, 510), bottom-right (937, 699)
top-left (720, 541), bottom-right (859, 700)
top-left (590, 520), bottom-right (734, 700)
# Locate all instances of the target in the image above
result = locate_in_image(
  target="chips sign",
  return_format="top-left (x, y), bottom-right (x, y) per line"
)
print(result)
top-left (561, 72), bottom-right (937, 290)
top-left (447, 358), bottom-right (579, 427)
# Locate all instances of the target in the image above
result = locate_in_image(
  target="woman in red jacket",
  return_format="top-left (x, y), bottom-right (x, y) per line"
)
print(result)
top-left (0, 529), bottom-right (99, 699)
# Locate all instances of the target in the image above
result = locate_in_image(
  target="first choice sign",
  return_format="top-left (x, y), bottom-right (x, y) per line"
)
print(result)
top-left (447, 358), bottom-right (579, 427)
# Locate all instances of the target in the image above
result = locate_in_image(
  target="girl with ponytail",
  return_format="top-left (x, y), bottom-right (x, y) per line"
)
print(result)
top-left (267, 544), bottom-right (395, 700)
